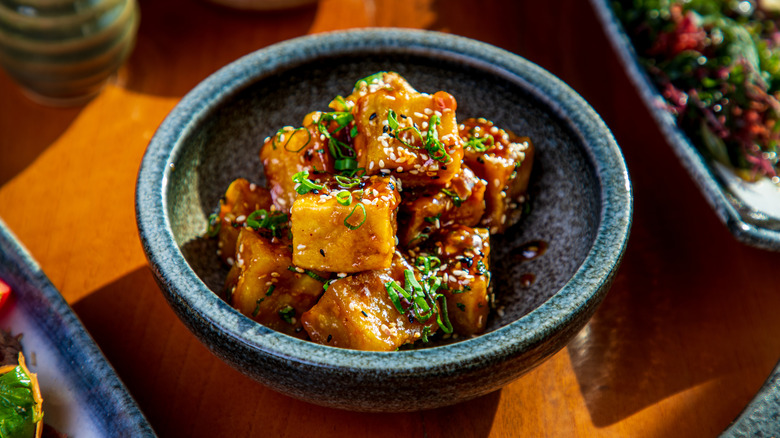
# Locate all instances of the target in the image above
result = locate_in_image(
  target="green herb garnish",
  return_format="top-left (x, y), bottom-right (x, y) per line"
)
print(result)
top-left (441, 188), bottom-right (464, 207)
top-left (292, 170), bottom-right (325, 195)
top-left (206, 212), bottom-right (221, 237)
top-left (344, 202), bottom-right (367, 230)
top-left (246, 209), bottom-right (288, 237)
top-left (272, 126), bottom-right (311, 152)
top-left (0, 355), bottom-right (43, 438)
top-left (278, 305), bottom-right (296, 324)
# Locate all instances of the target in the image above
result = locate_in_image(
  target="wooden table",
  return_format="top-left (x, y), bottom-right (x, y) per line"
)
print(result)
top-left (2, 0), bottom-right (779, 436)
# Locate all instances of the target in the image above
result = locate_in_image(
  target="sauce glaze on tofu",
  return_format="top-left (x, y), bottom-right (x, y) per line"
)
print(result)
top-left (207, 72), bottom-right (535, 351)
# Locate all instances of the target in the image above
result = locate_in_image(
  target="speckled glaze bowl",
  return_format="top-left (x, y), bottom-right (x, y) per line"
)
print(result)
top-left (135, 28), bottom-right (632, 412)
top-left (0, 0), bottom-right (139, 105)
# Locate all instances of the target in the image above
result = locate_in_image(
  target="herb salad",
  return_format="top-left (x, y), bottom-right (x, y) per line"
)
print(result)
top-left (615, 0), bottom-right (780, 184)
top-left (207, 72), bottom-right (534, 351)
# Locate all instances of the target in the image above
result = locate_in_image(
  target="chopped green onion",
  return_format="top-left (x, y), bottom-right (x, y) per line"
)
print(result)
top-left (387, 109), bottom-right (400, 131)
top-left (252, 298), bottom-right (265, 317)
top-left (435, 295), bottom-right (453, 334)
top-left (246, 209), bottom-right (288, 237)
top-left (335, 158), bottom-right (358, 172)
top-left (344, 203), bottom-right (367, 230)
top-left (424, 213), bottom-right (442, 224)
top-left (278, 306), bottom-right (296, 324)
top-left (334, 174), bottom-right (362, 187)
top-left (272, 127), bottom-right (311, 152)
top-left (476, 260), bottom-right (488, 276)
top-left (206, 213), bottom-right (221, 237)
top-left (265, 284), bottom-right (275, 296)
top-left (464, 131), bottom-right (495, 152)
top-left (441, 188), bottom-right (464, 207)
top-left (304, 270), bottom-right (327, 283)
top-left (335, 190), bottom-right (352, 206)
top-left (385, 281), bottom-right (408, 314)
top-left (354, 72), bottom-right (387, 90)
top-left (292, 170), bottom-right (325, 195)
top-left (456, 303), bottom-right (466, 311)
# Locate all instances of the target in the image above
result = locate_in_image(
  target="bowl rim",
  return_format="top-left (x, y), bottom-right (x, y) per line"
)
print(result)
top-left (136, 28), bottom-right (632, 375)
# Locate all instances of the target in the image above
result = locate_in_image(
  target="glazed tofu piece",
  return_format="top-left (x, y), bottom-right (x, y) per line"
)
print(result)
top-left (290, 175), bottom-right (401, 273)
top-left (419, 225), bottom-right (491, 336)
top-left (301, 252), bottom-right (439, 350)
top-left (351, 72), bottom-right (464, 187)
top-left (459, 118), bottom-right (534, 233)
top-left (213, 178), bottom-right (274, 264)
top-left (260, 111), bottom-right (336, 213)
top-left (397, 165), bottom-right (486, 248)
top-left (225, 228), bottom-right (329, 339)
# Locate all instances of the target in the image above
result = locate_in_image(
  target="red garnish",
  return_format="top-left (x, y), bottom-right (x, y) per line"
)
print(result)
top-left (0, 279), bottom-right (10, 309)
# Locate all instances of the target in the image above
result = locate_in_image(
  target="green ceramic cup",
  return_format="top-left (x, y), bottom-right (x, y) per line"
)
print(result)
top-left (0, 0), bottom-right (139, 105)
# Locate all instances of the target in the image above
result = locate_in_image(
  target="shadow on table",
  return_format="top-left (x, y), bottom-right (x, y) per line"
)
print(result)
top-left (0, 70), bottom-right (83, 186)
top-left (73, 266), bottom-right (501, 437)
top-left (122, 0), bottom-right (318, 98)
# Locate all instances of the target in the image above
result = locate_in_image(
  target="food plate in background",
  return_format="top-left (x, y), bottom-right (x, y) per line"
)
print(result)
top-left (591, 0), bottom-right (780, 251)
top-left (590, 1), bottom-right (780, 435)
top-left (0, 218), bottom-right (156, 437)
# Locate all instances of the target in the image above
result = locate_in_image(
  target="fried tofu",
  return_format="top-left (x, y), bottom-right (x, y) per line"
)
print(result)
top-left (260, 111), bottom-right (336, 213)
top-left (225, 228), bottom-right (328, 339)
top-left (397, 165), bottom-right (486, 248)
top-left (351, 72), bottom-right (464, 187)
top-left (419, 225), bottom-right (491, 335)
top-left (214, 178), bottom-right (274, 264)
top-left (301, 252), bottom-right (439, 350)
top-left (290, 175), bottom-right (401, 273)
top-left (459, 117), bottom-right (534, 233)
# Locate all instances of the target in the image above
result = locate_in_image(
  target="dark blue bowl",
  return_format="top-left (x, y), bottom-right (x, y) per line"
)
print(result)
top-left (135, 28), bottom-right (632, 412)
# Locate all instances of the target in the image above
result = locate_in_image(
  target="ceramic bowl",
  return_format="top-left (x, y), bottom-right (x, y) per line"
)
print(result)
top-left (135, 28), bottom-right (632, 412)
top-left (591, 0), bottom-right (780, 251)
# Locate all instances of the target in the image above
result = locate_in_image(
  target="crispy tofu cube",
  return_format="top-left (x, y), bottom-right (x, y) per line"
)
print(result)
top-left (214, 178), bottom-right (274, 264)
top-left (300, 252), bottom-right (439, 350)
top-left (351, 72), bottom-right (464, 187)
top-left (460, 118), bottom-right (534, 233)
top-left (225, 228), bottom-right (328, 339)
top-left (260, 111), bottom-right (335, 213)
top-left (419, 225), bottom-right (491, 335)
top-left (397, 165), bottom-right (486, 248)
top-left (290, 175), bottom-right (401, 273)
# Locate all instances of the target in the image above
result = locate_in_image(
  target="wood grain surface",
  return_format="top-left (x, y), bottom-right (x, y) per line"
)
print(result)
top-left (1, 0), bottom-right (779, 436)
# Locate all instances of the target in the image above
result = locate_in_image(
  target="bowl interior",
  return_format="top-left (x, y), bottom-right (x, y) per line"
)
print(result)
top-left (165, 50), bottom-right (601, 336)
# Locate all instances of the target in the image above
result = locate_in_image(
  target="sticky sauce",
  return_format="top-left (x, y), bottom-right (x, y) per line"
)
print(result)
top-left (514, 240), bottom-right (547, 261)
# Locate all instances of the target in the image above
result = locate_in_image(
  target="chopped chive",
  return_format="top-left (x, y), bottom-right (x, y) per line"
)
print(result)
top-left (278, 306), bottom-right (295, 324)
top-left (206, 213), bottom-right (221, 237)
top-left (344, 202), bottom-right (367, 230)
top-left (246, 209), bottom-right (288, 237)
top-left (424, 212), bottom-right (442, 224)
top-left (272, 127), bottom-right (311, 152)
top-left (252, 298), bottom-right (265, 317)
top-left (353, 72), bottom-right (386, 90)
top-left (335, 190), bottom-right (352, 206)
top-left (292, 170), bottom-right (325, 195)
top-left (441, 188), bottom-right (464, 207)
